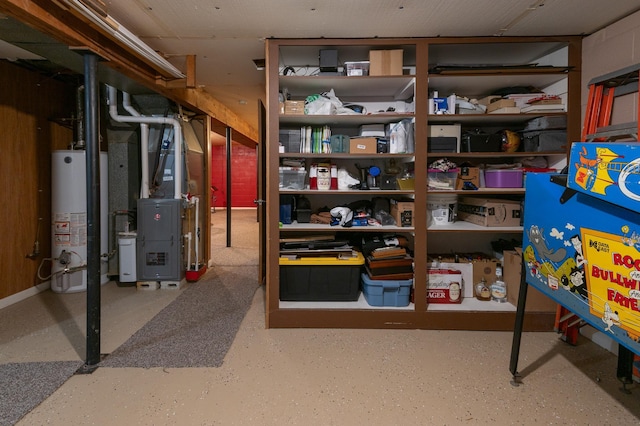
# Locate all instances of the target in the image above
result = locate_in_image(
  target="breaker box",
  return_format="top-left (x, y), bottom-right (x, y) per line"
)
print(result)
top-left (136, 198), bottom-right (183, 281)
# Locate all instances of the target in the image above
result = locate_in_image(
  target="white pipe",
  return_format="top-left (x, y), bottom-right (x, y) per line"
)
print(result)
top-left (107, 85), bottom-right (183, 199)
top-left (122, 93), bottom-right (150, 198)
top-left (193, 196), bottom-right (200, 269)
top-left (184, 232), bottom-right (192, 269)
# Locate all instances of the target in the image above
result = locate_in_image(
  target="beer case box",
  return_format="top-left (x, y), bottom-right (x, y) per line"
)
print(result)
top-left (429, 255), bottom-right (496, 298)
top-left (504, 248), bottom-right (557, 312)
top-left (279, 252), bottom-right (364, 301)
top-left (457, 197), bottom-right (522, 227)
top-left (390, 199), bottom-right (414, 227)
top-left (349, 137), bottom-right (378, 154)
top-left (426, 268), bottom-right (463, 303)
top-left (428, 261), bottom-right (474, 299)
top-left (361, 273), bottom-right (412, 307)
top-left (369, 49), bottom-right (403, 76)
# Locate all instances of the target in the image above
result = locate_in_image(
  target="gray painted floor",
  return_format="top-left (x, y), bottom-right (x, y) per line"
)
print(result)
top-left (3, 209), bottom-right (640, 425)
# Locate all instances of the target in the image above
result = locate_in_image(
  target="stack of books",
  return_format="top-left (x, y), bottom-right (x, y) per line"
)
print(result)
top-left (365, 246), bottom-right (414, 280)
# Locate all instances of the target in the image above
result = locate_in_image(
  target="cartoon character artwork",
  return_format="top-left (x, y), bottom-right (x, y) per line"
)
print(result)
top-left (527, 224), bottom-right (567, 264)
top-left (568, 266), bottom-right (588, 299)
top-left (572, 146), bottom-right (624, 195)
top-left (602, 303), bottom-right (621, 332)
top-left (569, 234), bottom-right (586, 269)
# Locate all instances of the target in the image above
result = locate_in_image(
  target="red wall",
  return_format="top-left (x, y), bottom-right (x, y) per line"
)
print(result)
top-left (211, 143), bottom-right (257, 207)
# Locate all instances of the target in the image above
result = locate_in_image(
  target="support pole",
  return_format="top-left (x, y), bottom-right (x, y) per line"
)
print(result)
top-left (226, 127), bottom-right (232, 247)
top-left (509, 258), bottom-right (529, 386)
top-left (83, 52), bottom-right (101, 371)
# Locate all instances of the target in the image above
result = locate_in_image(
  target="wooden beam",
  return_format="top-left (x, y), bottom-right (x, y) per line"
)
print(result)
top-left (0, 0), bottom-right (258, 144)
top-left (170, 87), bottom-right (258, 145)
top-left (186, 55), bottom-right (196, 88)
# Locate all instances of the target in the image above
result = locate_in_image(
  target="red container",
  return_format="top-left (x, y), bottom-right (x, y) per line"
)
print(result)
top-left (484, 169), bottom-right (523, 188)
top-left (186, 265), bottom-right (207, 282)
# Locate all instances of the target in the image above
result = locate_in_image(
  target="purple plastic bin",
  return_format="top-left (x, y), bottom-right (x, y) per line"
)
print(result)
top-left (484, 169), bottom-right (523, 188)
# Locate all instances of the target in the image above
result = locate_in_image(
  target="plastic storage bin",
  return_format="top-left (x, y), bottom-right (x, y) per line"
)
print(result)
top-left (484, 169), bottom-right (523, 188)
top-left (279, 252), bottom-right (364, 301)
top-left (428, 168), bottom-right (459, 190)
top-left (279, 167), bottom-right (307, 190)
top-left (361, 273), bottom-right (412, 307)
top-left (344, 61), bottom-right (370, 76)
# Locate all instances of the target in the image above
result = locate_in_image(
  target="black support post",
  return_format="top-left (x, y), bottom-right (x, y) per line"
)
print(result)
top-left (226, 127), bottom-right (232, 247)
top-left (509, 257), bottom-right (529, 386)
top-left (83, 52), bottom-right (101, 371)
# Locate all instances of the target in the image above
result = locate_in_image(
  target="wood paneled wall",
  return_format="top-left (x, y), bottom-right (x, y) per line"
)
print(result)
top-left (0, 60), bottom-right (75, 299)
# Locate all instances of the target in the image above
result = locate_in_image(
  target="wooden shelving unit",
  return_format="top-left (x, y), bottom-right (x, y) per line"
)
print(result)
top-left (265, 36), bottom-right (582, 330)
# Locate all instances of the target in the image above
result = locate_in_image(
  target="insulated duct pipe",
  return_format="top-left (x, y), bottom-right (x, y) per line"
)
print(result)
top-left (106, 85), bottom-right (183, 199)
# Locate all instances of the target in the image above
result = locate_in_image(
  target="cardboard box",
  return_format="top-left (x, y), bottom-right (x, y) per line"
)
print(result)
top-left (349, 137), bottom-right (377, 154)
top-left (284, 100), bottom-right (305, 115)
top-left (455, 166), bottom-right (481, 190)
top-left (486, 99), bottom-right (516, 113)
top-left (477, 95), bottom-right (502, 106)
top-left (488, 106), bottom-right (521, 114)
top-left (427, 268), bottom-right (463, 303)
top-left (457, 197), bottom-right (522, 227)
top-left (428, 261), bottom-right (474, 299)
top-left (504, 248), bottom-right (557, 312)
top-left (390, 199), bottom-right (414, 227)
top-left (369, 49), bottom-right (403, 76)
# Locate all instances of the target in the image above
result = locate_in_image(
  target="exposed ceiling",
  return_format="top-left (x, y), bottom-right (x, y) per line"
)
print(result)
top-left (1, 0), bottom-right (640, 141)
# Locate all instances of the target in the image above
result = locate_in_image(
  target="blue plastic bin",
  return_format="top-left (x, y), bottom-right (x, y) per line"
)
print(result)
top-left (361, 273), bottom-right (412, 307)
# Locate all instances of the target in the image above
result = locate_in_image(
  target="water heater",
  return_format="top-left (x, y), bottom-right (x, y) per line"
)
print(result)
top-left (51, 150), bottom-right (109, 293)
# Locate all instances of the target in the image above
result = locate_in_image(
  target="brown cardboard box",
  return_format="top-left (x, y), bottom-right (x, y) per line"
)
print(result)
top-left (486, 98), bottom-right (516, 113)
top-left (369, 49), bottom-right (403, 76)
top-left (504, 248), bottom-right (557, 312)
top-left (284, 100), bottom-right (305, 115)
top-left (390, 199), bottom-right (414, 227)
top-left (457, 197), bottom-right (522, 227)
top-left (349, 137), bottom-right (377, 154)
top-left (455, 166), bottom-right (481, 190)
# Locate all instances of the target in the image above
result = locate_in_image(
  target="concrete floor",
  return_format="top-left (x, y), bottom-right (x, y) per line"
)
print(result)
top-left (3, 209), bottom-right (640, 425)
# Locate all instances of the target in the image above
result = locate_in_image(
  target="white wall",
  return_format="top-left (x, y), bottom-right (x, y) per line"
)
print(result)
top-left (582, 10), bottom-right (640, 127)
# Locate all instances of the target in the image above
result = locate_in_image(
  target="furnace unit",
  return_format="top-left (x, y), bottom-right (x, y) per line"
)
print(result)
top-left (136, 198), bottom-right (183, 282)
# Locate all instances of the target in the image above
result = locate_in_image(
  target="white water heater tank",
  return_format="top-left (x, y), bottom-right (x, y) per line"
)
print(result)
top-left (51, 150), bottom-right (109, 293)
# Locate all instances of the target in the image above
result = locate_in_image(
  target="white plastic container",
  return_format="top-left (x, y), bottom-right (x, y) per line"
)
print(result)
top-left (118, 233), bottom-right (137, 283)
top-left (427, 194), bottom-right (457, 226)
